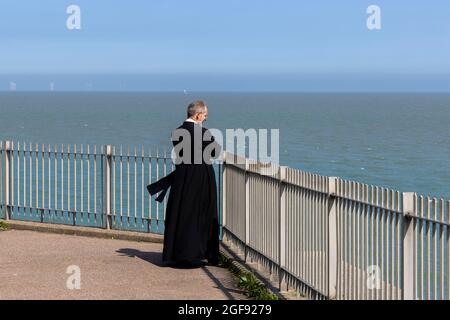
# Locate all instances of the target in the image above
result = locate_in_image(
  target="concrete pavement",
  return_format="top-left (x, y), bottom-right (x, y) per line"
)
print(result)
top-left (0, 229), bottom-right (248, 300)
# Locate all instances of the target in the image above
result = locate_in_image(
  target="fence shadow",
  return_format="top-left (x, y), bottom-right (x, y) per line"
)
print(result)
top-left (116, 247), bottom-right (245, 299)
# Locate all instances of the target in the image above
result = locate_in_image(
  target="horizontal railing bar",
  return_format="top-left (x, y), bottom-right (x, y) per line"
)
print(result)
top-left (405, 213), bottom-right (450, 228)
top-left (334, 196), bottom-right (403, 216)
top-left (8, 205), bottom-right (161, 224)
top-left (111, 155), bottom-right (172, 160)
top-left (231, 164), bottom-right (331, 194)
top-left (10, 151), bottom-right (173, 160)
top-left (7, 205), bottom-right (102, 216)
top-left (14, 151), bottom-right (102, 156)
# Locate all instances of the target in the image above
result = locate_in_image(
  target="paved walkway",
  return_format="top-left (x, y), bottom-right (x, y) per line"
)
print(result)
top-left (0, 229), bottom-right (248, 300)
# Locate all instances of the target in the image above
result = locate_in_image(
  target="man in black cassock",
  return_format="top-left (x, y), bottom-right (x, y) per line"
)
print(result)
top-left (147, 100), bottom-right (221, 267)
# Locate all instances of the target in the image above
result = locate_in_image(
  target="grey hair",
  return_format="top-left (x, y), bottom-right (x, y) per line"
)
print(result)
top-left (187, 100), bottom-right (207, 118)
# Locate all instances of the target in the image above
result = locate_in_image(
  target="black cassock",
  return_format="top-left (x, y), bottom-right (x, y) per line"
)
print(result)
top-left (147, 121), bottom-right (221, 265)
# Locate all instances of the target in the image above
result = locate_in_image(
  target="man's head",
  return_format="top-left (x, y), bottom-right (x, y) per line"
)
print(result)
top-left (187, 100), bottom-right (208, 124)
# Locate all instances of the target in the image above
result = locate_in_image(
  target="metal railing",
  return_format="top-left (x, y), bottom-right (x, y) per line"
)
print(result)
top-left (2, 139), bottom-right (449, 300)
top-left (0, 140), bottom-right (183, 234)
top-left (221, 151), bottom-right (450, 300)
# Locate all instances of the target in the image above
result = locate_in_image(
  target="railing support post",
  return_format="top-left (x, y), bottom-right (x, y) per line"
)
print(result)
top-left (221, 152), bottom-right (227, 241)
top-left (2, 141), bottom-right (11, 220)
top-left (278, 166), bottom-right (288, 292)
top-left (328, 177), bottom-right (338, 299)
top-left (402, 192), bottom-right (415, 300)
top-left (244, 159), bottom-right (250, 262)
top-left (103, 145), bottom-right (113, 230)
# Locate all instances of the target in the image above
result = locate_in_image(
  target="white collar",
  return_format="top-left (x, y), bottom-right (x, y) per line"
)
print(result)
top-left (185, 118), bottom-right (200, 125)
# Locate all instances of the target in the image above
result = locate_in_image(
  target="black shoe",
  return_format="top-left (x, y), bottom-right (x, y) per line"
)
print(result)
top-left (175, 259), bottom-right (193, 268)
top-left (207, 257), bottom-right (219, 266)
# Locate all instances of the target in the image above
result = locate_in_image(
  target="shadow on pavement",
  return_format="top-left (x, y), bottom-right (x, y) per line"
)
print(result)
top-left (116, 248), bottom-right (246, 299)
top-left (116, 248), bottom-right (207, 269)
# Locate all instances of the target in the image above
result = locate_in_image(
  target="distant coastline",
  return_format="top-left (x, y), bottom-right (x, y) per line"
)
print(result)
top-left (1, 73), bottom-right (450, 92)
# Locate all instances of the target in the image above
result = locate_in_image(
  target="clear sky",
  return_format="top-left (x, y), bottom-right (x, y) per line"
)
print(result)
top-left (0, 0), bottom-right (449, 91)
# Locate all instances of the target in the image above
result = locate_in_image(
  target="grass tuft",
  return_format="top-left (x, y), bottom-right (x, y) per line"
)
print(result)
top-left (218, 253), bottom-right (278, 300)
top-left (0, 221), bottom-right (8, 231)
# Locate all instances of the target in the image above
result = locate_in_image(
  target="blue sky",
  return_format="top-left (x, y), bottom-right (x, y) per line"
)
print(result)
top-left (0, 0), bottom-right (449, 91)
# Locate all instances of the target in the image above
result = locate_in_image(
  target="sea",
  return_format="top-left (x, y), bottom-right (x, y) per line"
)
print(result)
top-left (1, 92), bottom-right (450, 200)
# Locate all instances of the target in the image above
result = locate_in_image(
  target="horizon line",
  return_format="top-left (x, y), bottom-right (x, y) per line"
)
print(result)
top-left (1, 90), bottom-right (450, 94)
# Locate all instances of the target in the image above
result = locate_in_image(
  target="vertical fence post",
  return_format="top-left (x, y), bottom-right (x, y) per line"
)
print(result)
top-left (221, 151), bottom-right (227, 241)
top-left (278, 166), bottom-right (288, 291)
top-left (3, 140), bottom-right (11, 220)
top-left (244, 158), bottom-right (250, 262)
top-left (402, 192), bottom-right (415, 300)
top-left (328, 176), bottom-right (338, 299)
top-left (103, 145), bottom-right (113, 230)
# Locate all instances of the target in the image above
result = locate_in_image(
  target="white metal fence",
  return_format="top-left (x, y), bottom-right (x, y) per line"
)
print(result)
top-left (0, 140), bottom-right (184, 234)
top-left (0, 140), bottom-right (224, 235)
top-left (221, 151), bottom-right (450, 300)
top-left (2, 139), bottom-right (449, 300)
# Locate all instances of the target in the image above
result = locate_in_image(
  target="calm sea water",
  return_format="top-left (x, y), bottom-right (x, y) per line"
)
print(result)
top-left (1, 92), bottom-right (450, 200)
